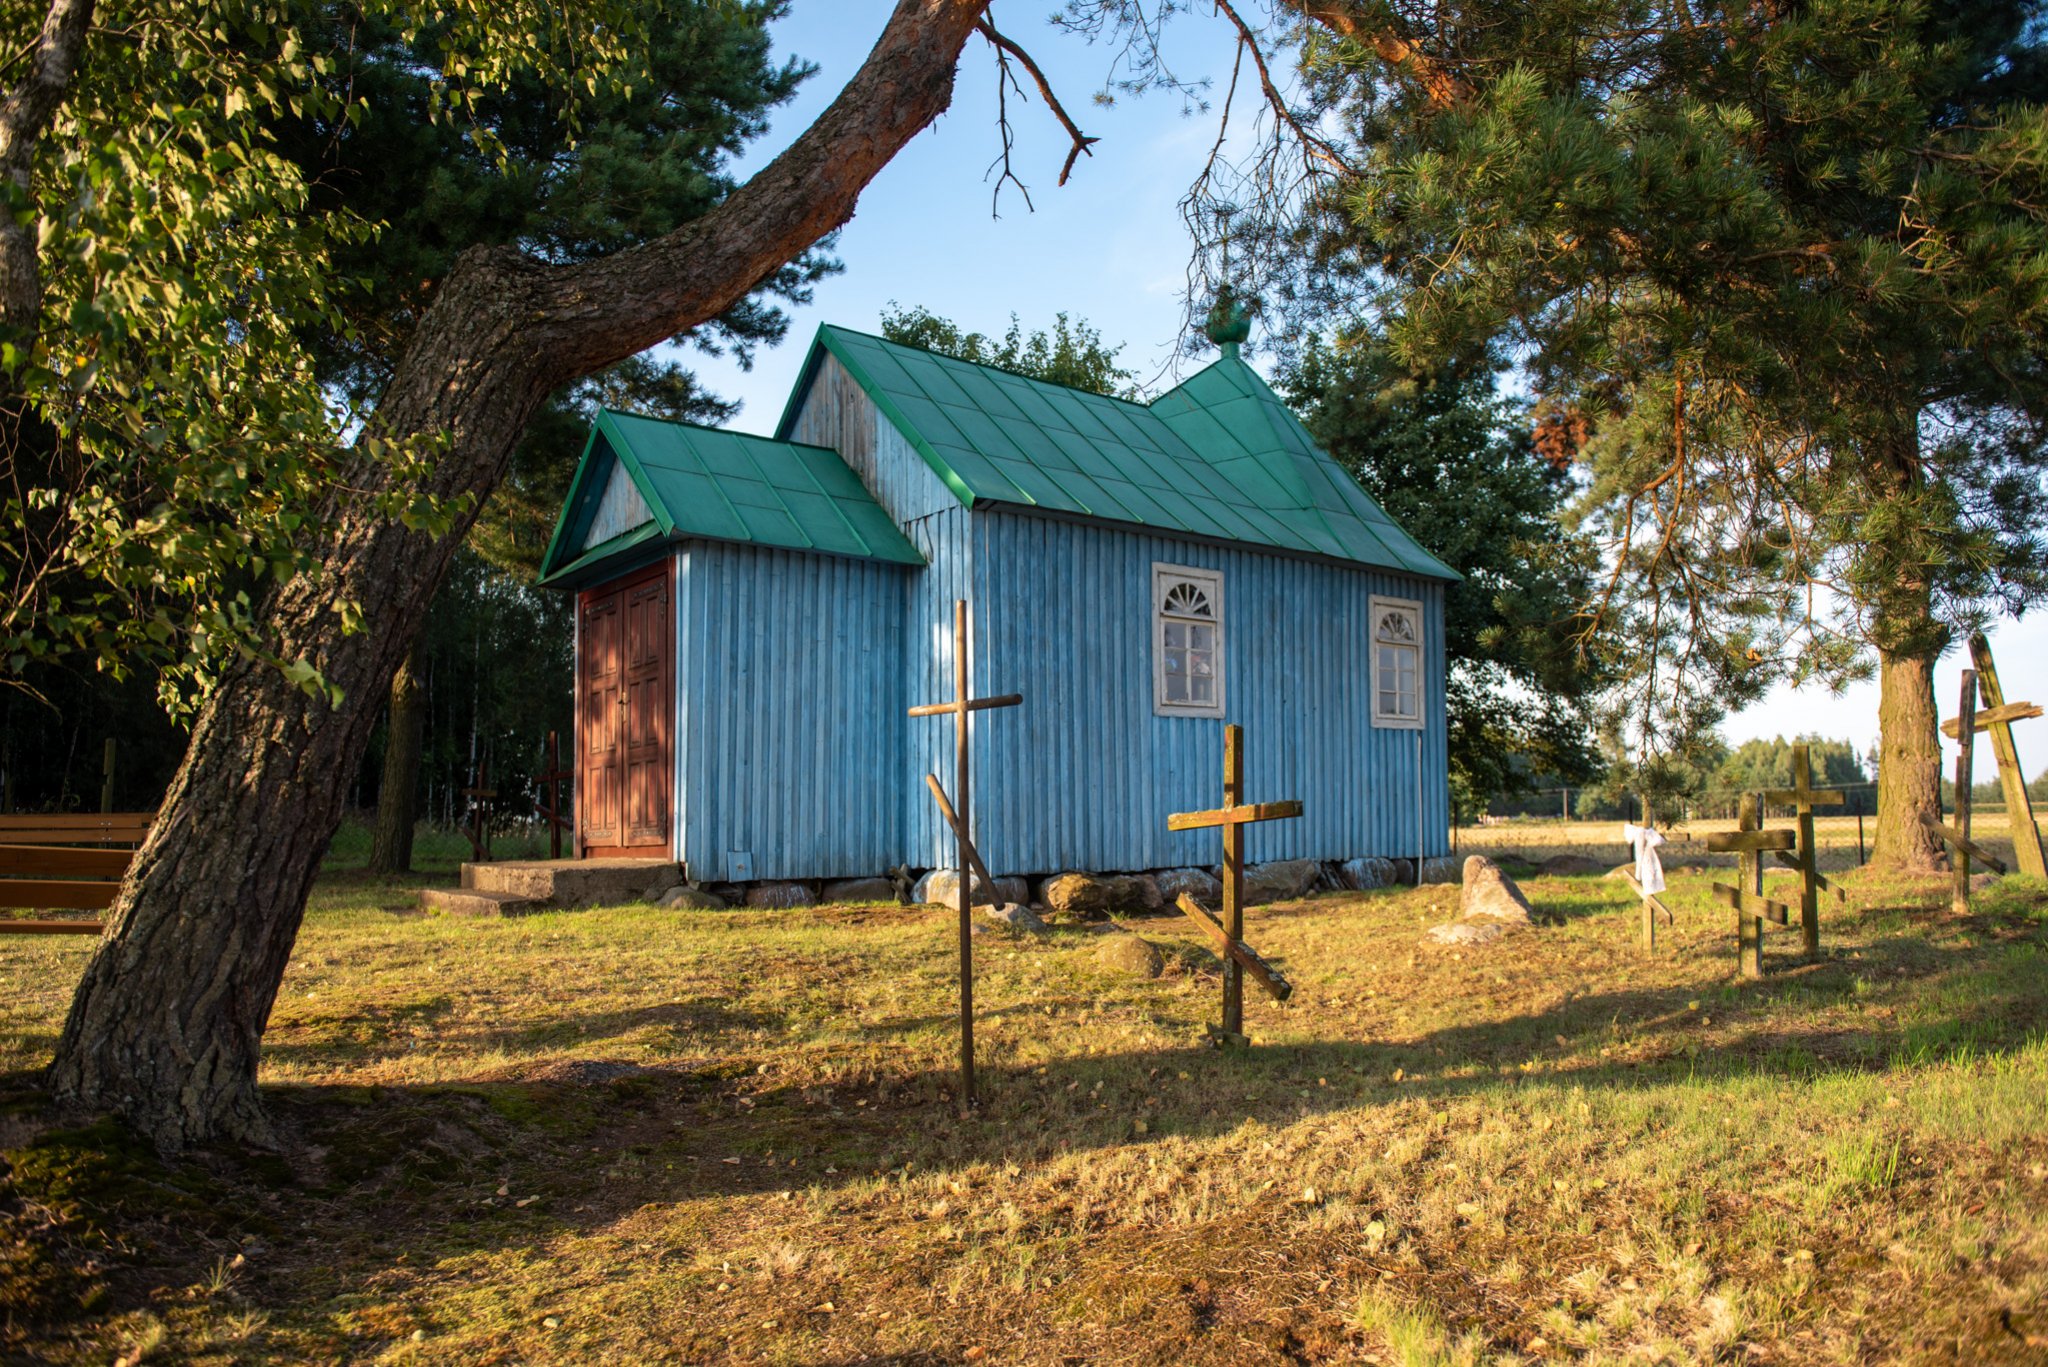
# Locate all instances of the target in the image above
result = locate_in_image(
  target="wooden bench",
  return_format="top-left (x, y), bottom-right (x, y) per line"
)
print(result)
top-left (0, 813), bottom-right (153, 935)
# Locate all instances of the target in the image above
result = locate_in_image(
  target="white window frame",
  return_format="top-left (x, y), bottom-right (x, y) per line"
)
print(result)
top-left (1370, 594), bottom-right (1424, 730)
top-left (1153, 563), bottom-right (1225, 718)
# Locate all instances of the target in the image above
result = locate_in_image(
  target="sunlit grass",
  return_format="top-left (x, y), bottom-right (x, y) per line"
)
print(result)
top-left (0, 866), bottom-right (2043, 1363)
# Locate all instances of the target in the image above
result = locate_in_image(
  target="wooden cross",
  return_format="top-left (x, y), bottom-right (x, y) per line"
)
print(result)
top-left (1940, 634), bottom-right (2045, 880)
top-left (1166, 723), bottom-right (1302, 1044)
top-left (1925, 667), bottom-right (2009, 906)
top-left (461, 758), bottom-right (497, 863)
top-left (536, 729), bottom-right (573, 861)
top-left (907, 599), bottom-right (1021, 1112)
top-left (1709, 794), bottom-right (1793, 979)
top-left (1761, 741), bottom-right (1846, 955)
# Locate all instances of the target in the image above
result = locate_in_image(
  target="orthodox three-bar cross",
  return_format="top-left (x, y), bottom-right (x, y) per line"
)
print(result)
top-left (1166, 724), bottom-right (1301, 1044)
top-left (1761, 742), bottom-right (1846, 955)
top-left (1926, 668), bottom-right (2011, 913)
top-left (1708, 794), bottom-right (1795, 979)
top-left (908, 599), bottom-right (1021, 1113)
top-left (1937, 633), bottom-right (2045, 881)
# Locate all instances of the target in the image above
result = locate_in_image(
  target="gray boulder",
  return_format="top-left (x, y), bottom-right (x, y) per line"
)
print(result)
top-left (1156, 866), bottom-right (1222, 906)
top-left (1421, 856), bottom-right (1460, 885)
top-left (1424, 919), bottom-right (1505, 947)
top-left (1459, 856), bottom-right (1533, 924)
top-left (1094, 932), bottom-right (1164, 978)
top-left (1244, 858), bottom-right (1322, 905)
top-left (1538, 854), bottom-right (1608, 877)
top-left (1335, 856), bottom-right (1399, 891)
top-left (984, 902), bottom-right (1049, 933)
top-left (1041, 872), bottom-right (1162, 918)
top-left (744, 881), bottom-right (816, 910)
top-left (658, 885), bottom-right (726, 910)
top-left (915, 868), bottom-right (993, 907)
top-left (821, 876), bottom-right (900, 905)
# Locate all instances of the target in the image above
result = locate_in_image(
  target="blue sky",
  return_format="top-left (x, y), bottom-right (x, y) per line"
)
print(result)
top-left (684, 2), bottom-right (2046, 781)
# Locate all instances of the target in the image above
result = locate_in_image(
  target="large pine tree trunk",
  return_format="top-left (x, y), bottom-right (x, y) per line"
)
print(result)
top-left (42, 0), bottom-right (987, 1150)
top-left (367, 638), bottom-right (428, 875)
top-left (1871, 642), bottom-right (1944, 871)
top-left (1866, 418), bottom-right (1947, 873)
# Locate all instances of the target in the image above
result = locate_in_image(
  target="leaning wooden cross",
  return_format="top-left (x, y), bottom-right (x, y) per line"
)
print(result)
top-left (1937, 633), bottom-right (2044, 881)
top-left (908, 599), bottom-right (1022, 1112)
top-left (1709, 794), bottom-right (1795, 979)
top-left (1166, 724), bottom-right (1301, 1045)
top-left (1761, 741), bottom-right (1847, 955)
top-left (1925, 667), bottom-right (2008, 912)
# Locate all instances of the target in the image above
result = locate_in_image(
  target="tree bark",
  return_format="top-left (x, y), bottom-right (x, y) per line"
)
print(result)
top-left (1871, 642), bottom-right (1945, 872)
top-left (45, 0), bottom-right (994, 1150)
top-left (367, 636), bottom-right (427, 876)
top-left (1866, 419), bottom-right (1947, 873)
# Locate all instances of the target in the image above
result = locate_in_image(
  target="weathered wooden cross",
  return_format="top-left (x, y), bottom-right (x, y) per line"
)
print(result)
top-left (1925, 668), bottom-right (2009, 912)
top-left (1166, 723), bottom-right (1301, 1044)
top-left (1761, 741), bottom-right (1847, 955)
top-left (1937, 633), bottom-right (2044, 881)
top-left (1709, 794), bottom-right (1795, 979)
top-left (908, 599), bottom-right (1022, 1112)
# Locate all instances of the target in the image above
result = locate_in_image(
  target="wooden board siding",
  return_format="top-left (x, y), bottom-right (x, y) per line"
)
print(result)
top-left (584, 447), bottom-right (653, 547)
top-left (950, 509), bottom-right (1450, 876)
top-left (677, 541), bottom-right (911, 881)
top-left (578, 559), bottom-right (673, 857)
top-left (784, 353), bottom-right (957, 523)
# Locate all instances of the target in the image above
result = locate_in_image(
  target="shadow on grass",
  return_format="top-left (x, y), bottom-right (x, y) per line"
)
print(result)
top-left (1, 889), bottom-right (2042, 1360)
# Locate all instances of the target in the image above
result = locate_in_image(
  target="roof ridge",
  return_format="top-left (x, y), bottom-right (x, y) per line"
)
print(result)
top-left (601, 405), bottom-right (846, 455)
top-left (817, 323), bottom-right (1161, 410)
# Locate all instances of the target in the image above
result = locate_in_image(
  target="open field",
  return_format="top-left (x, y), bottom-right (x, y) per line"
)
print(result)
top-left (1456, 813), bottom-right (2044, 876)
top-left (0, 866), bottom-right (2044, 1364)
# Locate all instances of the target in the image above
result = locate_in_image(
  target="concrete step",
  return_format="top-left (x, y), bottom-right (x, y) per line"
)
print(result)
top-left (460, 858), bottom-right (680, 907)
top-left (420, 887), bottom-right (543, 918)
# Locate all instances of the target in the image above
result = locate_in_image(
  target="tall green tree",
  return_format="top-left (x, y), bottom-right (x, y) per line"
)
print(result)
top-left (265, 2), bottom-right (821, 873)
top-left (3, 0), bottom-right (1009, 1149)
top-left (1236, 0), bottom-right (2048, 870)
top-left (879, 303), bottom-right (1138, 396)
top-left (1280, 339), bottom-right (1606, 811)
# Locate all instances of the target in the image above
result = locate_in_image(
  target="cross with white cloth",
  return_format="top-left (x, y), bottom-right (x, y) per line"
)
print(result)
top-left (1623, 821), bottom-right (1666, 897)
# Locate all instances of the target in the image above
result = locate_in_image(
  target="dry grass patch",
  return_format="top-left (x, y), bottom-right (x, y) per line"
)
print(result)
top-left (0, 866), bottom-right (2043, 1363)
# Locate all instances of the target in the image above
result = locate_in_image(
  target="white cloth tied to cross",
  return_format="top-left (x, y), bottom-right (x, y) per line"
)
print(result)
top-left (1623, 822), bottom-right (1666, 896)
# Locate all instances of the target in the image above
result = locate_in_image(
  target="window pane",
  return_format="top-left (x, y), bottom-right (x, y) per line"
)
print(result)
top-left (1166, 671), bottom-right (1189, 702)
top-left (1190, 650), bottom-right (1212, 677)
top-left (1190, 624), bottom-right (1213, 652)
top-left (1191, 676), bottom-right (1214, 702)
top-left (1164, 622), bottom-right (1186, 649)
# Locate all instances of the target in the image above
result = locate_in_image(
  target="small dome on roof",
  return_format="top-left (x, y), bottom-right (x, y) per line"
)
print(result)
top-left (1204, 287), bottom-right (1252, 349)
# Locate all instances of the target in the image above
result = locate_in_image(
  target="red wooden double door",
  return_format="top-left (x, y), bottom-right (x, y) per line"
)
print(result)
top-left (577, 560), bottom-right (673, 856)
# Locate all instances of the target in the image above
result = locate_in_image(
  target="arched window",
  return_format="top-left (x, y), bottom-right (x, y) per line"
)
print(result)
top-left (1371, 597), bottom-right (1422, 728)
top-left (1154, 564), bottom-right (1224, 716)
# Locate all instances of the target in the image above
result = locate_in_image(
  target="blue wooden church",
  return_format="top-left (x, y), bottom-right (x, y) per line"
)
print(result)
top-left (538, 313), bottom-right (1457, 884)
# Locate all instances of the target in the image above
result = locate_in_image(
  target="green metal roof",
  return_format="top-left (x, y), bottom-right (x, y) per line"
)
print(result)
top-left (538, 409), bottom-right (924, 586)
top-left (780, 325), bottom-right (1458, 580)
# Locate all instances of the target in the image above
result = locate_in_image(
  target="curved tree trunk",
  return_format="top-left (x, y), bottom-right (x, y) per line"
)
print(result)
top-left (45, 0), bottom-right (991, 1150)
top-left (367, 636), bottom-right (428, 875)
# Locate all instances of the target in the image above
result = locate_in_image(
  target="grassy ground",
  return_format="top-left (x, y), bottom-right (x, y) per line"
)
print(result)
top-left (0, 864), bottom-right (2044, 1364)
